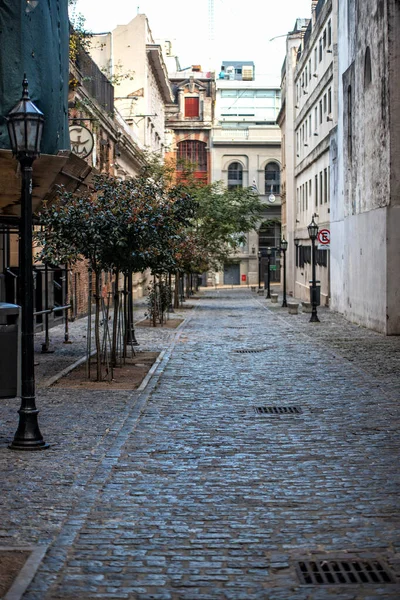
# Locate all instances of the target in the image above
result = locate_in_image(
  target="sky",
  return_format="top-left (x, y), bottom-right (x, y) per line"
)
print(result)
top-left (73, 0), bottom-right (312, 85)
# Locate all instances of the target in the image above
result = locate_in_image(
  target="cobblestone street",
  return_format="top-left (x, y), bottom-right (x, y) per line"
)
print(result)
top-left (1, 289), bottom-right (400, 599)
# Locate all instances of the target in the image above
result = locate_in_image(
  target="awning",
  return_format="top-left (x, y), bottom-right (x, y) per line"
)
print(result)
top-left (0, 150), bottom-right (93, 223)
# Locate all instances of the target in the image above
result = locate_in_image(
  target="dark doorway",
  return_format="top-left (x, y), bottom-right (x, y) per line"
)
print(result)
top-left (223, 263), bottom-right (240, 285)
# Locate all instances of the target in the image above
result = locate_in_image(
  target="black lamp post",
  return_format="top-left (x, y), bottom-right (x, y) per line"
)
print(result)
top-left (266, 247), bottom-right (272, 299)
top-left (257, 250), bottom-right (262, 291)
top-left (280, 238), bottom-right (288, 307)
top-left (307, 215), bottom-right (320, 323)
top-left (7, 76), bottom-right (48, 450)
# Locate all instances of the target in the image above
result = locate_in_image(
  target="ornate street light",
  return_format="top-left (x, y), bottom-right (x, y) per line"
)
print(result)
top-left (7, 76), bottom-right (48, 450)
top-left (279, 238), bottom-right (288, 307)
top-left (257, 250), bottom-right (262, 291)
top-left (307, 215), bottom-right (320, 323)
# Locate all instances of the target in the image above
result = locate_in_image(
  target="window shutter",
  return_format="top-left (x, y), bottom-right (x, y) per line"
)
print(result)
top-left (185, 97), bottom-right (199, 117)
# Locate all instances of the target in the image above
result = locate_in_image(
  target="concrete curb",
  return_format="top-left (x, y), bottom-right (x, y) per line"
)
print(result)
top-left (1, 545), bottom-right (48, 600)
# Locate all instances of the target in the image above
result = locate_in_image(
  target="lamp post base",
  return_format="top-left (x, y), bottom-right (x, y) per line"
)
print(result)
top-left (310, 312), bottom-right (320, 323)
top-left (8, 404), bottom-right (49, 451)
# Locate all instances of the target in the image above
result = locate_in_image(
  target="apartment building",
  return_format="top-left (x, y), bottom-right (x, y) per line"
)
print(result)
top-left (280, 0), bottom-right (337, 305)
top-left (212, 63), bottom-right (282, 286)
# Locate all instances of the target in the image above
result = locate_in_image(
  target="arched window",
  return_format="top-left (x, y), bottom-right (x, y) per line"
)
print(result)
top-left (265, 162), bottom-right (281, 194)
top-left (364, 46), bottom-right (372, 87)
top-left (177, 140), bottom-right (207, 171)
top-left (227, 162), bottom-right (243, 189)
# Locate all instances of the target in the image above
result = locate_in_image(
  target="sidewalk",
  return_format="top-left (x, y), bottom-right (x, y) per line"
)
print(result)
top-left (1, 288), bottom-right (399, 599)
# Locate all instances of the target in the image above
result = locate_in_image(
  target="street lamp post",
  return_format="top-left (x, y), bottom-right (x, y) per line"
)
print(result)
top-left (266, 247), bottom-right (272, 299)
top-left (6, 76), bottom-right (48, 450)
top-left (257, 250), bottom-right (262, 291)
top-left (280, 238), bottom-right (288, 307)
top-left (307, 215), bottom-right (320, 323)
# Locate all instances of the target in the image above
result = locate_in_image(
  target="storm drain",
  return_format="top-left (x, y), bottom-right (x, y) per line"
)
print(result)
top-left (296, 558), bottom-right (396, 585)
top-left (233, 348), bottom-right (266, 354)
top-left (255, 406), bottom-right (302, 415)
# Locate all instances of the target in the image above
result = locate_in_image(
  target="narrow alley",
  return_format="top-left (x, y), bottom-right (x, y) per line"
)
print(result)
top-left (1, 289), bottom-right (400, 599)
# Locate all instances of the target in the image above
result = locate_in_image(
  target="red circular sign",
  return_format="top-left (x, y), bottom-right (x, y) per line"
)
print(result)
top-left (317, 229), bottom-right (330, 245)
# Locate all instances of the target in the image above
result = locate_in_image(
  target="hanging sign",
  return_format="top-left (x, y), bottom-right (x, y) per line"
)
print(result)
top-left (69, 124), bottom-right (94, 159)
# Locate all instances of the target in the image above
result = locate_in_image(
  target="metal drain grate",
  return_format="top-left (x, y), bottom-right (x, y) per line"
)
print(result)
top-left (255, 406), bottom-right (302, 415)
top-left (233, 348), bottom-right (265, 354)
top-left (296, 558), bottom-right (396, 585)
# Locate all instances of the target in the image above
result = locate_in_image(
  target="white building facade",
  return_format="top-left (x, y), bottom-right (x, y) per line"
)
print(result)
top-left (211, 68), bottom-right (282, 287)
top-left (330, 0), bottom-right (400, 334)
top-left (288, 0), bottom-right (338, 306)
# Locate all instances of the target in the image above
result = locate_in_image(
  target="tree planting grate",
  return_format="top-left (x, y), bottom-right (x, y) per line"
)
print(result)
top-left (255, 406), bottom-right (302, 415)
top-left (296, 558), bottom-right (396, 585)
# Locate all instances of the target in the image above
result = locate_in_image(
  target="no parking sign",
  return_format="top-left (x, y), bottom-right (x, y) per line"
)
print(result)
top-left (317, 229), bottom-right (330, 250)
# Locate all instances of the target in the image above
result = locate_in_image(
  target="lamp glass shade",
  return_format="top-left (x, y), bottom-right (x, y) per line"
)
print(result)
top-left (281, 238), bottom-right (288, 251)
top-left (266, 247), bottom-right (272, 256)
top-left (294, 237), bottom-right (299, 247)
top-left (307, 218), bottom-right (319, 240)
top-left (6, 77), bottom-right (44, 158)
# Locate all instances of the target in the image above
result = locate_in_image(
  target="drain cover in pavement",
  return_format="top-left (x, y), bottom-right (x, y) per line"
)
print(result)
top-left (255, 406), bottom-right (302, 415)
top-left (296, 557), bottom-right (396, 585)
top-left (233, 348), bottom-right (266, 354)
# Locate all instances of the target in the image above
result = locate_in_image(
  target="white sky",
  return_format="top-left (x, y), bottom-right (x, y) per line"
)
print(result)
top-left (73, 0), bottom-right (312, 85)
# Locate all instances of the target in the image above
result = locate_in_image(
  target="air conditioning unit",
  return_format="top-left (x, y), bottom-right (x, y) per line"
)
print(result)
top-left (327, 113), bottom-right (333, 121)
top-left (313, 73), bottom-right (318, 78)
top-left (314, 131), bottom-right (319, 136)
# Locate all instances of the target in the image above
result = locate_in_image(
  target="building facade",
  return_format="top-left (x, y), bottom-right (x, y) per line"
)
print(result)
top-left (330, 0), bottom-right (400, 334)
top-left (89, 14), bottom-right (173, 153)
top-left (212, 64), bottom-right (282, 286)
top-left (280, 0), bottom-right (337, 306)
top-left (277, 19), bottom-right (310, 298)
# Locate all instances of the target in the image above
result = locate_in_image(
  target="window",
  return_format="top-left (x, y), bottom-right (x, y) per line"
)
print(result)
top-left (323, 28), bottom-right (327, 49)
top-left (328, 19), bottom-right (332, 46)
top-left (309, 114), bottom-right (312, 137)
top-left (185, 97), bottom-right (199, 117)
top-left (319, 38), bottom-right (323, 62)
top-left (305, 181), bottom-right (308, 211)
top-left (319, 171), bottom-right (323, 205)
top-left (221, 89), bottom-right (237, 98)
top-left (314, 106), bottom-right (318, 131)
top-left (364, 46), bottom-right (372, 87)
top-left (323, 93), bottom-right (327, 114)
top-left (319, 100), bottom-right (323, 124)
top-left (177, 140), bottom-right (207, 171)
top-left (347, 85), bottom-right (353, 161)
top-left (265, 162), bottom-right (281, 194)
top-left (228, 162), bottom-right (243, 189)
top-left (309, 179), bottom-right (312, 206)
top-left (314, 47), bottom-right (318, 72)
top-left (328, 87), bottom-right (332, 114)
top-left (324, 169), bottom-right (328, 203)
top-left (309, 59), bottom-right (312, 81)
top-left (315, 174), bottom-right (318, 207)
top-left (305, 67), bottom-right (308, 84)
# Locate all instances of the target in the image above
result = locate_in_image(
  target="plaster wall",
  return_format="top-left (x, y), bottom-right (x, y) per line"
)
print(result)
top-left (331, 0), bottom-right (399, 333)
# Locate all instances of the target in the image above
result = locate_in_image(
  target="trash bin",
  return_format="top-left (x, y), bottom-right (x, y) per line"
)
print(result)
top-left (0, 303), bottom-right (20, 398)
top-left (309, 281), bottom-right (321, 307)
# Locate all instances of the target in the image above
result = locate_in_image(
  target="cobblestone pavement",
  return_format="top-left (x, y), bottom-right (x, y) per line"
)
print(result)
top-left (1, 289), bottom-right (400, 599)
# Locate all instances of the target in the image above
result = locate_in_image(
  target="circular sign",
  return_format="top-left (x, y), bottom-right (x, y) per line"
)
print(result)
top-left (317, 229), bottom-right (330, 245)
top-left (69, 124), bottom-right (94, 159)
top-left (268, 193), bottom-right (276, 203)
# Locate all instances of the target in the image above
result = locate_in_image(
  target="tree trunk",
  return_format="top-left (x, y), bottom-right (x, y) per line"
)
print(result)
top-left (95, 269), bottom-right (102, 381)
top-left (111, 269), bottom-right (119, 367)
top-left (153, 274), bottom-right (157, 328)
top-left (174, 272), bottom-right (180, 309)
